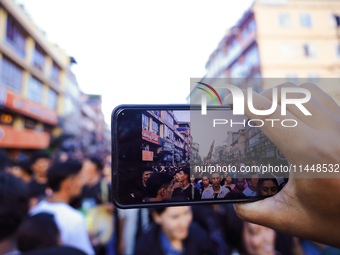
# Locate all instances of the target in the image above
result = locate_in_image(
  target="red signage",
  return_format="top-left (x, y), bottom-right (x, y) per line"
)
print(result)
top-left (0, 125), bottom-right (50, 149)
top-left (142, 129), bottom-right (160, 145)
top-left (142, 150), bottom-right (153, 161)
top-left (0, 87), bottom-right (58, 125)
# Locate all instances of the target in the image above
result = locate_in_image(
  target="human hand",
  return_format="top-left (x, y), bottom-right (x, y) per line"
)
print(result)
top-left (224, 82), bottom-right (340, 248)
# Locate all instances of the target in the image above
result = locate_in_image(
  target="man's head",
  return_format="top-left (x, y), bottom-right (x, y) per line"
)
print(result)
top-left (246, 173), bottom-right (258, 191)
top-left (202, 176), bottom-right (210, 187)
top-left (47, 161), bottom-right (83, 199)
top-left (178, 167), bottom-right (190, 183)
top-left (190, 175), bottom-right (195, 184)
top-left (81, 157), bottom-right (103, 184)
top-left (30, 152), bottom-right (50, 177)
top-left (236, 174), bottom-right (245, 192)
top-left (146, 172), bottom-right (173, 201)
top-left (210, 173), bottom-right (222, 188)
top-left (142, 167), bottom-right (153, 183)
top-left (225, 173), bottom-right (233, 185)
top-left (16, 213), bottom-right (60, 252)
top-left (152, 206), bottom-right (192, 241)
top-left (0, 172), bottom-right (29, 242)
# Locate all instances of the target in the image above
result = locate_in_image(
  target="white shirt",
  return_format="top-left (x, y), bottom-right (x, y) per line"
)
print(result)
top-left (243, 187), bottom-right (257, 197)
top-left (201, 185), bottom-right (230, 199)
top-left (30, 200), bottom-right (94, 255)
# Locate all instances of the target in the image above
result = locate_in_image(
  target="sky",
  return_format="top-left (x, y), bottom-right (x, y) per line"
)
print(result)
top-left (191, 110), bottom-right (247, 157)
top-left (15, 0), bottom-right (254, 124)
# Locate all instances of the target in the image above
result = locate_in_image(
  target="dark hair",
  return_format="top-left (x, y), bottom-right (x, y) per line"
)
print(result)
top-left (226, 173), bottom-right (233, 178)
top-left (88, 157), bottom-right (103, 171)
top-left (224, 190), bottom-right (247, 199)
top-left (256, 174), bottom-right (279, 196)
top-left (142, 166), bottom-right (154, 174)
top-left (0, 172), bottom-right (29, 241)
top-left (223, 204), bottom-right (246, 253)
top-left (146, 172), bottom-right (173, 198)
top-left (18, 159), bottom-right (33, 175)
top-left (151, 206), bottom-right (167, 215)
top-left (47, 161), bottom-right (82, 192)
top-left (180, 166), bottom-right (190, 182)
top-left (30, 151), bottom-right (50, 164)
top-left (0, 149), bottom-right (10, 171)
top-left (17, 213), bottom-right (59, 252)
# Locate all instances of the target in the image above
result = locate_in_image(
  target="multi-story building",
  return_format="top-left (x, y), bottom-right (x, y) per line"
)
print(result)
top-left (141, 110), bottom-right (189, 165)
top-left (0, 0), bottom-right (71, 158)
top-left (177, 121), bottom-right (190, 161)
top-left (229, 129), bottom-right (246, 162)
top-left (60, 67), bottom-right (83, 151)
top-left (82, 94), bottom-right (108, 155)
top-left (190, 141), bottom-right (200, 163)
top-left (189, 0), bottom-right (340, 104)
top-left (80, 97), bottom-right (97, 154)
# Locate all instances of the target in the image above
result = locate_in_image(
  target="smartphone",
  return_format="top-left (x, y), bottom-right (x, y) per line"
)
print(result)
top-left (111, 104), bottom-right (289, 209)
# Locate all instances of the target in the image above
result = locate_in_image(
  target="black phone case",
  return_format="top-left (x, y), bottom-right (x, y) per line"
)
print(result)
top-left (111, 104), bottom-right (264, 209)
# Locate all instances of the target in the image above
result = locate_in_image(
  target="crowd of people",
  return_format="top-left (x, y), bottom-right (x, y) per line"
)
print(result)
top-left (0, 149), bottom-right (338, 255)
top-left (137, 163), bottom-right (287, 203)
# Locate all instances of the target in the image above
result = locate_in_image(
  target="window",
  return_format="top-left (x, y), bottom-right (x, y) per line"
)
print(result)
top-left (51, 63), bottom-right (60, 84)
top-left (279, 13), bottom-right (291, 27)
top-left (303, 43), bottom-right (316, 58)
top-left (6, 15), bottom-right (26, 57)
top-left (0, 57), bottom-right (23, 93)
top-left (152, 120), bottom-right (159, 135)
top-left (142, 114), bottom-right (149, 130)
top-left (64, 95), bottom-right (74, 115)
top-left (300, 13), bottom-right (312, 28)
top-left (330, 14), bottom-right (338, 28)
top-left (46, 89), bottom-right (58, 110)
top-left (33, 44), bottom-right (45, 71)
top-left (248, 20), bottom-right (256, 31)
top-left (154, 110), bottom-right (161, 117)
top-left (164, 125), bottom-right (173, 140)
top-left (242, 26), bottom-right (250, 39)
top-left (164, 111), bottom-right (173, 127)
top-left (27, 77), bottom-right (43, 104)
top-left (281, 43), bottom-right (296, 59)
top-left (242, 20), bottom-right (256, 39)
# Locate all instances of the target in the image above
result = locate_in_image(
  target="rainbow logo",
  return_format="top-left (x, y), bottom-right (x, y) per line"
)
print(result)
top-left (196, 82), bottom-right (222, 106)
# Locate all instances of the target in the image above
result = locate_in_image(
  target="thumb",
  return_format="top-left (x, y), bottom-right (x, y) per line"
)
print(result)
top-left (234, 190), bottom-right (293, 231)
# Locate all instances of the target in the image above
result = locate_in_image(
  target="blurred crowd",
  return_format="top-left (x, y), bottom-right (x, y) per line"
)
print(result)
top-left (0, 149), bottom-right (337, 255)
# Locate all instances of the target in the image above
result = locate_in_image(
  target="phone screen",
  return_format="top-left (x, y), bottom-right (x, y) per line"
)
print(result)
top-left (112, 105), bottom-right (288, 208)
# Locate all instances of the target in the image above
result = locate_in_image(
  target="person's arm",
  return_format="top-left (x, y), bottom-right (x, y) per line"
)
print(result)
top-left (225, 82), bottom-right (340, 248)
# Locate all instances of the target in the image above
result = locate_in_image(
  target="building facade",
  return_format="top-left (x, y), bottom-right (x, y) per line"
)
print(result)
top-left (141, 110), bottom-right (189, 165)
top-left (189, 0), bottom-right (340, 104)
top-left (0, 0), bottom-right (71, 158)
top-left (0, 0), bottom-right (109, 158)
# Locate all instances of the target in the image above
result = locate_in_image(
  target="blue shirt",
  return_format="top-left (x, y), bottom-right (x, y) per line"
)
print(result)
top-left (160, 231), bottom-right (183, 255)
